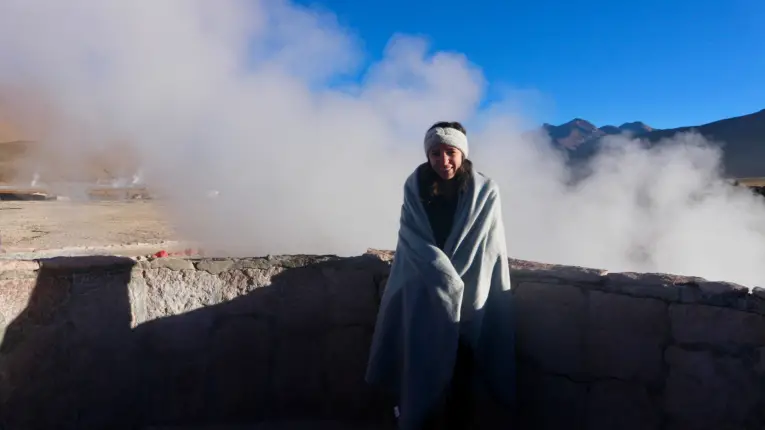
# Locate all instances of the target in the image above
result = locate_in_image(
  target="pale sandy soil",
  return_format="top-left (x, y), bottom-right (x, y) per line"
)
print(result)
top-left (0, 200), bottom-right (189, 257)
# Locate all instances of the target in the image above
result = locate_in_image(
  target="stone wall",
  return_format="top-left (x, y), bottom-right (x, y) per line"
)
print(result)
top-left (1, 252), bottom-right (764, 429)
top-left (509, 259), bottom-right (765, 430)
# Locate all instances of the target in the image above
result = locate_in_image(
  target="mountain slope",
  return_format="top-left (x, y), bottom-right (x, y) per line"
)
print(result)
top-left (638, 109), bottom-right (765, 178)
top-left (543, 109), bottom-right (765, 178)
top-left (544, 119), bottom-right (654, 150)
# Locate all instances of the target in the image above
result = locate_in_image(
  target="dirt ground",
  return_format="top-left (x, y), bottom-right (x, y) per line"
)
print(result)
top-left (0, 200), bottom-right (186, 257)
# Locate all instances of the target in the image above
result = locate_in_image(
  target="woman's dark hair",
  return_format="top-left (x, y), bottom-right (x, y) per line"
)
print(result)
top-left (427, 121), bottom-right (467, 136)
top-left (419, 121), bottom-right (473, 199)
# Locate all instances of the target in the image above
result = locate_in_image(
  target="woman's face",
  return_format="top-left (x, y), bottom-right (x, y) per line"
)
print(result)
top-left (428, 144), bottom-right (463, 180)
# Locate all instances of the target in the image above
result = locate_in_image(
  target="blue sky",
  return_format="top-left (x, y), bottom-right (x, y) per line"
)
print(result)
top-left (293, 0), bottom-right (764, 129)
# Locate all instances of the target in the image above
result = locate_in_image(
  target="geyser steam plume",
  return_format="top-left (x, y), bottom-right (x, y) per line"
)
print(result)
top-left (1, 0), bottom-right (764, 288)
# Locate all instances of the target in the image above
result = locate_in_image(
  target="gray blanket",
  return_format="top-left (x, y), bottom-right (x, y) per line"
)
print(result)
top-left (366, 167), bottom-right (516, 429)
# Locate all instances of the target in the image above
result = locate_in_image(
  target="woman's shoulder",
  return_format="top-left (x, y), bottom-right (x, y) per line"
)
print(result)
top-left (406, 162), bottom-right (428, 185)
top-left (472, 169), bottom-right (500, 193)
top-left (414, 162), bottom-right (430, 177)
top-left (401, 163), bottom-right (429, 194)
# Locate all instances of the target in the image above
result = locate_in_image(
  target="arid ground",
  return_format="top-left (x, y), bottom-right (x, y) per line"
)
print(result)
top-left (737, 177), bottom-right (765, 186)
top-left (0, 200), bottom-right (186, 257)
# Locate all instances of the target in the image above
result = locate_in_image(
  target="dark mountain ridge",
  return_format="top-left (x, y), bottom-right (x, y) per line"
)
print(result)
top-left (542, 109), bottom-right (765, 178)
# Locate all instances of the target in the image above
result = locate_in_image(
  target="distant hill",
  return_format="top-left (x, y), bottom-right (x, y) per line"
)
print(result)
top-left (0, 140), bottom-right (31, 183)
top-left (0, 139), bottom-right (141, 185)
top-left (543, 119), bottom-right (653, 150)
top-left (542, 109), bottom-right (765, 178)
top-left (639, 109), bottom-right (765, 178)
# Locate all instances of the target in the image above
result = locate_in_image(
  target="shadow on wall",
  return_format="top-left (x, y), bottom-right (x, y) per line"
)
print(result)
top-left (0, 255), bottom-right (400, 429)
top-left (0, 257), bottom-right (138, 429)
top-left (132, 256), bottom-right (394, 428)
top-left (8, 252), bottom-right (713, 429)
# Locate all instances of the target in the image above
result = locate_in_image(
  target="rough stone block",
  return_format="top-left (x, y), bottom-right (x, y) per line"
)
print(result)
top-left (586, 291), bottom-right (668, 384)
top-left (136, 310), bottom-right (216, 425)
top-left (143, 268), bottom-right (224, 320)
top-left (271, 333), bottom-right (326, 418)
top-left (324, 327), bottom-right (379, 418)
top-left (195, 259), bottom-right (234, 275)
top-left (139, 348), bottom-right (209, 424)
top-left (217, 269), bottom-right (250, 291)
top-left (273, 254), bottom-right (339, 269)
top-left (216, 270), bottom-right (280, 318)
top-left (587, 380), bottom-right (661, 430)
top-left (677, 281), bottom-right (751, 309)
top-left (40, 255), bottom-right (136, 271)
top-left (0, 259), bottom-right (39, 280)
top-left (604, 272), bottom-right (685, 301)
top-left (0, 273), bottom-right (71, 353)
top-left (663, 347), bottom-right (761, 429)
top-left (217, 269), bottom-right (259, 301)
top-left (272, 267), bottom-right (330, 334)
top-left (0, 311), bottom-right (5, 347)
top-left (1, 299), bottom-right (137, 430)
top-left (0, 259), bottom-right (40, 272)
top-left (365, 248), bottom-right (394, 262)
top-left (0, 277), bottom-right (37, 342)
top-left (323, 267), bottom-right (378, 326)
top-left (670, 304), bottom-right (765, 347)
top-left (138, 308), bottom-right (214, 354)
top-left (6, 254), bottom-right (765, 428)
top-left (67, 270), bottom-right (133, 342)
top-left (1, 322), bottom-right (118, 429)
top-left (128, 269), bottom-right (149, 327)
top-left (739, 294), bottom-right (765, 316)
top-left (514, 282), bottom-right (587, 375)
top-left (242, 266), bottom-right (284, 288)
top-left (231, 258), bottom-right (273, 270)
top-left (511, 263), bottom-right (606, 285)
top-left (0, 322), bottom-right (62, 397)
top-left (516, 369), bottom-right (587, 430)
top-left (205, 316), bottom-right (271, 420)
top-left (697, 280), bottom-right (750, 296)
top-left (146, 257), bottom-right (195, 271)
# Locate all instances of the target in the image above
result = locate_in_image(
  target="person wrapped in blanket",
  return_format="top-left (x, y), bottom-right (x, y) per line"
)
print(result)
top-left (366, 121), bottom-right (517, 429)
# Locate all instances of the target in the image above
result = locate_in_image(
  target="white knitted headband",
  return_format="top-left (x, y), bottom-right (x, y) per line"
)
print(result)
top-left (423, 126), bottom-right (469, 159)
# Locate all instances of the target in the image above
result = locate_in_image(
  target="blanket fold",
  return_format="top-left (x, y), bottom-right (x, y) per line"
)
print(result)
top-left (366, 167), bottom-right (516, 429)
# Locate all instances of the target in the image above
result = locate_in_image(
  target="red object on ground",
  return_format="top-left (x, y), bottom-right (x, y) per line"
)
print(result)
top-left (153, 248), bottom-right (201, 258)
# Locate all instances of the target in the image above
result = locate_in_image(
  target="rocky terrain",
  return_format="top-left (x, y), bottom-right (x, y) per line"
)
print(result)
top-left (0, 200), bottom-right (179, 255)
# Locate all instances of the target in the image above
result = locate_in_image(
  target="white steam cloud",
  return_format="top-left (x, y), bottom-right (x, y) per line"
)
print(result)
top-left (1, 0), bottom-right (764, 288)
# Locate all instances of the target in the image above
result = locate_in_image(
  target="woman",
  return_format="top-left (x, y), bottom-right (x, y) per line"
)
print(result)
top-left (366, 121), bottom-right (517, 429)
